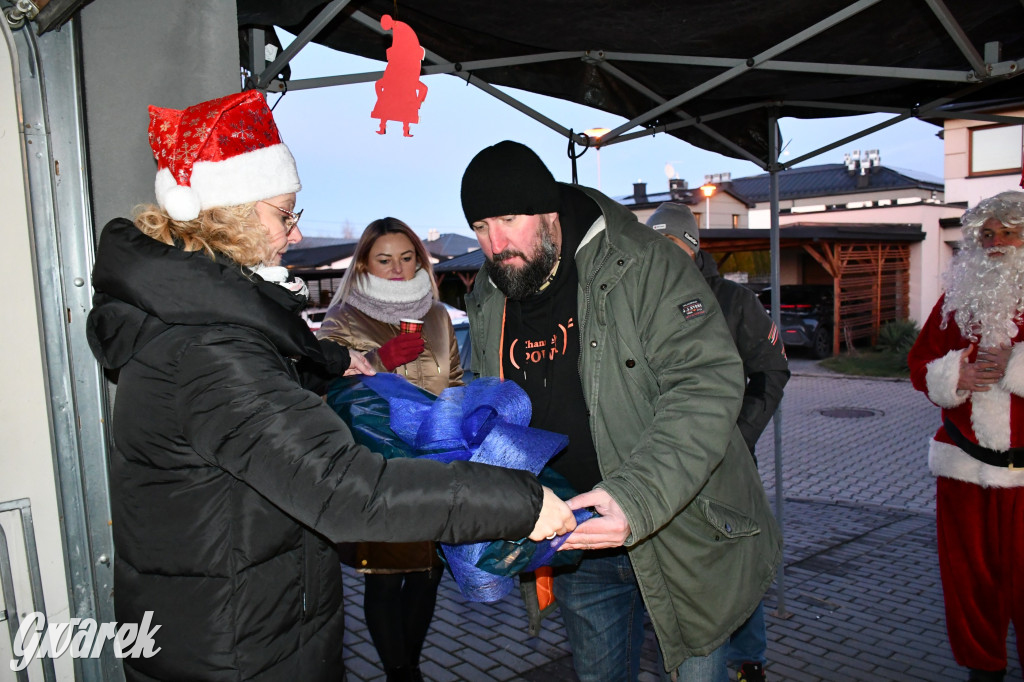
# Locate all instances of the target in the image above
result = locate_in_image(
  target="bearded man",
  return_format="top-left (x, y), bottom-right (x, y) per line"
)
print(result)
top-left (460, 140), bottom-right (782, 682)
top-left (908, 190), bottom-right (1024, 682)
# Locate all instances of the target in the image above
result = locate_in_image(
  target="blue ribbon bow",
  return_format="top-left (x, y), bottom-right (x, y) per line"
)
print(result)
top-left (355, 373), bottom-right (591, 602)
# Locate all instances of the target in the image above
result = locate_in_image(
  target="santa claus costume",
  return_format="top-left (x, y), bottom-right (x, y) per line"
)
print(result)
top-left (908, 191), bottom-right (1024, 682)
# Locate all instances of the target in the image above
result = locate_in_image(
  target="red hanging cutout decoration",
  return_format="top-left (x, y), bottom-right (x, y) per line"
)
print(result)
top-left (372, 15), bottom-right (428, 137)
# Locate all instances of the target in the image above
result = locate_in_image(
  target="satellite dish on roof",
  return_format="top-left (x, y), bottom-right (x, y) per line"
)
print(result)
top-left (664, 163), bottom-right (677, 179)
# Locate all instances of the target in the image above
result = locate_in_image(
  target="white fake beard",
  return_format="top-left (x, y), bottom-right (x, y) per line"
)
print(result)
top-left (941, 245), bottom-right (1024, 347)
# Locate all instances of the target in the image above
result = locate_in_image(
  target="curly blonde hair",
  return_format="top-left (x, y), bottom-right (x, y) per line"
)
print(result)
top-left (133, 203), bottom-right (270, 267)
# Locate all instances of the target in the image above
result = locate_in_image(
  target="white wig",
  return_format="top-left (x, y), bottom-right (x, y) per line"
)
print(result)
top-left (941, 191), bottom-right (1024, 346)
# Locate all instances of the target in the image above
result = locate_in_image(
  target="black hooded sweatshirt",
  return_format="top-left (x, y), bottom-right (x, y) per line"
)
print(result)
top-left (87, 219), bottom-right (542, 682)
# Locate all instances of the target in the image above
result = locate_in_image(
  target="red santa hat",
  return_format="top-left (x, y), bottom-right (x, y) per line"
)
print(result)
top-left (147, 90), bottom-right (300, 221)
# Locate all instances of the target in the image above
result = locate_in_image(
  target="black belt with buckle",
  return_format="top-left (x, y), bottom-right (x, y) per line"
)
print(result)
top-left (944, 419), bottom-right (1024, 469)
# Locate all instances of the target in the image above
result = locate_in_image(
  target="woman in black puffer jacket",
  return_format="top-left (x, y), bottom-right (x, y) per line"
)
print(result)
top-left (85, 91), bottom-right (574, 682)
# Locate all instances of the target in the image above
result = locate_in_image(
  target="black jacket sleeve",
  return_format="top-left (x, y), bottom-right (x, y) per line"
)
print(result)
top-left (726, 285), bottom-right (791, 455)
top-left (295, 338), bottom-right (351, 394)
top-left (174, 327), bottom-right (543, 544)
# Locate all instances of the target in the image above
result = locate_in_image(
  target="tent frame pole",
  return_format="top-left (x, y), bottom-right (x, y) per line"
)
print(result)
top-left (768, 112), bottom-right (790, 620)
top-left (602, 0), bottom-right (885, 143)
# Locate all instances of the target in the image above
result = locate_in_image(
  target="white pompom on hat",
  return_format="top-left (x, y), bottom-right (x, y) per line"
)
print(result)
top-left (148, 90), bottom-right (301, 221)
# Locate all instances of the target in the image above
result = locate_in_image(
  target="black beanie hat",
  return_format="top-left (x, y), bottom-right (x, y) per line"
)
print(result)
top-left (460, 140), bottom-right (561, 225)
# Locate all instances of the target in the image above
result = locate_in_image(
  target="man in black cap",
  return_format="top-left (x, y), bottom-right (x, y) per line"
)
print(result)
top-left (460, 140), bottom-right (783, 682)
top-left (647, 202), bottom-right (790, 682)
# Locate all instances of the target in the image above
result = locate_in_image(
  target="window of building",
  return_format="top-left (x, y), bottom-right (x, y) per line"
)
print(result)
top-left (693, 212), bottom-right (702, 227)
top-left (732, 214), bottom-right (740, 229)
top-left (970, 124), bottom-right (1023, 176)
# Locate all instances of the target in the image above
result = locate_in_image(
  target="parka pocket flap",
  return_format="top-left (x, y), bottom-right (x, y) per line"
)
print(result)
top-left (696, 496), bottom-right (760, 539)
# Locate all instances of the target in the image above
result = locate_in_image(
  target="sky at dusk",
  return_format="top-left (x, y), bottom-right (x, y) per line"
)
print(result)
top-left (270, 33), bottom-right (945, 241)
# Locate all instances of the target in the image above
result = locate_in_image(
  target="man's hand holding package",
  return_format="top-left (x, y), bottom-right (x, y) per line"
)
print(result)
top-left (558, 488), bottom-right (631, 550)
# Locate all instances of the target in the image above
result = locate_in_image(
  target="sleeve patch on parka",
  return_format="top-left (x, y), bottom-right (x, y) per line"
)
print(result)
top-left (678, 299), bottom-right (707, 321)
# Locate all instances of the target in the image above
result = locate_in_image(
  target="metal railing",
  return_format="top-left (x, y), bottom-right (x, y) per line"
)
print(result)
top-left (0, 497), bottom-right (56, 682)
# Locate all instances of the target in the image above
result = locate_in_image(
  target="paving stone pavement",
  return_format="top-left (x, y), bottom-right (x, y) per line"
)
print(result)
top-left (341, 362), bottom-right (1023, 681)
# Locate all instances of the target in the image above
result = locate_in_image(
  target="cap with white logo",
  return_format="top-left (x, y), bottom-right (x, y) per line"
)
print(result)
top-left (645, 202), bottom-right (699, 251)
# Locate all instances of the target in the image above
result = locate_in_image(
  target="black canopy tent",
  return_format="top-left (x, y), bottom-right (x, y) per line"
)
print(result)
top-left (234, 0), bottom-right (1024, 167)
top-left (31, 0), bottom-right (1024, 165)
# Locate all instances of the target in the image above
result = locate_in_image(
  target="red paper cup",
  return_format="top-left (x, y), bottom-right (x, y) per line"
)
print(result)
top-left (400, 318), bottom-right (424, 334)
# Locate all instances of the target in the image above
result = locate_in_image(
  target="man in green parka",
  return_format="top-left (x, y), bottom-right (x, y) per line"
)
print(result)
top-left (460, 141), bottom-right (782, 682)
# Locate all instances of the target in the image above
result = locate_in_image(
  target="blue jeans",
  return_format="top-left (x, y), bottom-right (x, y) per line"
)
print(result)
top-left (664, 644), bottom-right (729, 682)
top-left (554, 552), bottom-right (645, 682)
top-left (554, 552), bottom-right (730, 682)
top-left (726, 601), bottom-right (767, 667)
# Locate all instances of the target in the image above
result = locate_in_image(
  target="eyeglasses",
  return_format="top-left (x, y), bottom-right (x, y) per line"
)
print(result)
top-left (260, 201), bottom-right (303, 236)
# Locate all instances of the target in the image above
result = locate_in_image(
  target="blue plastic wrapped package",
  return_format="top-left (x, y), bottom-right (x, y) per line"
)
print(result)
top-left (326, 372), bottom-right (592, 602)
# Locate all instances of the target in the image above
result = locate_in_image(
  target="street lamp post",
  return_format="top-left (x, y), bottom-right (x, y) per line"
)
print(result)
top-left (584, 127), bottom-right (610, 190)
top-left (699, 183), bottom-right (716, 229)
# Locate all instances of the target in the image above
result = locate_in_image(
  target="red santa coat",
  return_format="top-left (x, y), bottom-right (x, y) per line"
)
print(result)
top-left (909, 295), bottom-right (1024, 488)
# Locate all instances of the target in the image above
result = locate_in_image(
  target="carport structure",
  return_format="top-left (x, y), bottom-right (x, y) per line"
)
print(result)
top-left (702, 224), bottom-right (925, 355)
top-left (433, 223), bottom-right (925, 356)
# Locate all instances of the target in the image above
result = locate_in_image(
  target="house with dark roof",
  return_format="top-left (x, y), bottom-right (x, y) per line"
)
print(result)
top-left (623, 160), bottom-right (944, 230)
top-left (728, 162), bottom-right (942, 203)
top-left (728, 161), bottom-right (945, 228)
top-left (620, 153), bottom-right (961, 353)
top-left (620, 176), bottom-right (755, 229)
top-left (626, 108), bottom-right (1024, 335)
top-left (424, 232), bottom-right (480, 260)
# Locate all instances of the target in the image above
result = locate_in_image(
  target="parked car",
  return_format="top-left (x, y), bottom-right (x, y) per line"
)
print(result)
top-left (758, 285), bottom-right (834, 359)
